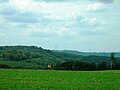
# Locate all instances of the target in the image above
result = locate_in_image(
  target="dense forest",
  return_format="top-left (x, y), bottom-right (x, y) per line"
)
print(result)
top-left (0, 46), bottom-right (120, 70)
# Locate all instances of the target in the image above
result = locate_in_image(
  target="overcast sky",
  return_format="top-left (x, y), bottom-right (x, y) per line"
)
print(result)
top-left (0, 0), bottom-right (120, 52)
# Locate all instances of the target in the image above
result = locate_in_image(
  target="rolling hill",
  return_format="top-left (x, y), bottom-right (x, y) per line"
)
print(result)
top-left (59, 50), bottom-right (120, 57)
top-left (0, 46), bottom-right (120, 69)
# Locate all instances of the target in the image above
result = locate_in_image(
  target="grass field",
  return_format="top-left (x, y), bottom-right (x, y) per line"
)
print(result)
top-left (0, 69), bottom-right (120, 90)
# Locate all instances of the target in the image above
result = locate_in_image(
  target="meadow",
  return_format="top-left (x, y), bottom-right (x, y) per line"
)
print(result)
top-left (0, 69), bottom-right (120, 90)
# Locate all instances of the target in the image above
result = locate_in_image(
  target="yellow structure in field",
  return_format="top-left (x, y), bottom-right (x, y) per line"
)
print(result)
top-left (47, 64), bottom-right (52, 69)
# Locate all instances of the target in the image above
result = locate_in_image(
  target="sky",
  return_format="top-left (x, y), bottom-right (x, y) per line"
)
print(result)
top-left (0, 0), bottom-right (120, 52)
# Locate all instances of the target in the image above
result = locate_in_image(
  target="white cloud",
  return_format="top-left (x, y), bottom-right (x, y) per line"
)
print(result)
top-left (0, 33), bottom-right (5, 37)
top-left (89, 17), bottom-right (104, 27)
top-left (9, 0), bottom-right (31, 12)
top-left (81, 17), bottom-right (104, 27)
top-left (0, 16), bottom-right (5, 23)
top-left (2, 0), bottom-right (106, 39)
top-left (87, 3), bottom-right (104, 11)
top-left (23, 25), bottom-right (50, 36)
top-left (23, 22), bottom-right (77, 38)
top-left (8, 0), bottom-right (85, 19)
top-left (7, 0), bottom-right (105, 21)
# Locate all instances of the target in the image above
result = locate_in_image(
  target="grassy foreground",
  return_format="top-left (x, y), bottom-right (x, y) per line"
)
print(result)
top-left (0, 69), bottom-right (120, 90)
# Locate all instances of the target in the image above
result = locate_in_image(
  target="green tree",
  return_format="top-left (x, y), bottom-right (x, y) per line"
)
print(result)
top-left (54, 62), bottom-right (62, 70)
top-left (97, 61), bottom-right (107, 70)
top-left (110, 53), bottom-right (116, 69)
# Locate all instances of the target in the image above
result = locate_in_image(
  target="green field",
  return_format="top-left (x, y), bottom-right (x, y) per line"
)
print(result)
top-left (0, 69), bottom-right (120, 90)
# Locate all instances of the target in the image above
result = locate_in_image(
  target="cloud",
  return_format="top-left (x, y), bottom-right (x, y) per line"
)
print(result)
top-left (8, 0), bottom-right (85, 20)
top-left (33, 0), bottom-right (74, 2)
top-left (0, 2), bottom-right (43, 24)
top-left (2, 11), bottom-right (40, 23)
top-left (0, 6), bottom-right (17, 16)
top-left (0, 0), bottom-right (9, 3)
top-left (25, 29), bottom-right (55, 38)
top-left (0, 0), bottom-right (107, 38)
top-left (23, 21), bottom-right (77, 39)
top-left (69, 16), bottom-right (104, 30)
top-left (0, 16), bottom-right (5, 23)
top-left (23, 17), bottom-right (105, 40)
top-left (87, 3), bottom-right (105, 12)
top-left (0, 33), bottom-right (5, 37)
top-left (33, 0), bottom-right (97, 3)
top-left (5, 0), bottom-right (105, 21)
top-left (85, 17), bottom-right (104, 27)
top-left (99, 0), bottom-right (114, 4)
top-left (79, 27), bottom-right (107, 36)
top-left (9, 0), bottom-right (31, 12)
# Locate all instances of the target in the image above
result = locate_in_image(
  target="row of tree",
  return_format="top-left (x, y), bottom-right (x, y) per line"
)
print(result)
top-left (53, 53), bottom-right (120, 70)
top-left (54, 60), bottom-right (120, 70)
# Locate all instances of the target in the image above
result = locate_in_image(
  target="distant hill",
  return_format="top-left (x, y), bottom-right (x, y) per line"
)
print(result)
top-left (0, 46), bottom-right (120, 69)
top-left (0, 46), bottom-right (64, 69)
top-left (52, 50), bottom-right (110, 63)
top-left (59, 50), bottom-right (120, 57)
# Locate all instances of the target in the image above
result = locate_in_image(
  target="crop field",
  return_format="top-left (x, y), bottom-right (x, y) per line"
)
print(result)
top-left (0, 69), bottom-right (120, 90)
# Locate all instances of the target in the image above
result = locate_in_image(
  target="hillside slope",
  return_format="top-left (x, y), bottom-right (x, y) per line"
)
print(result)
top-left (60, 50), bottom-right (120, 57)
top-left (0, 46), bottom-right (120, 69)
top-left (59, 50), bottom-right (120, 57)
top-left (0, 46), bottom-right (64, 69)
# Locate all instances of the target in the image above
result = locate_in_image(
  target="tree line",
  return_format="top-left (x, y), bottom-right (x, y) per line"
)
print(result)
top-left (54, 60), bottom-right (120, 70)
top-left (54, 53), bottom-right (120, 70)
